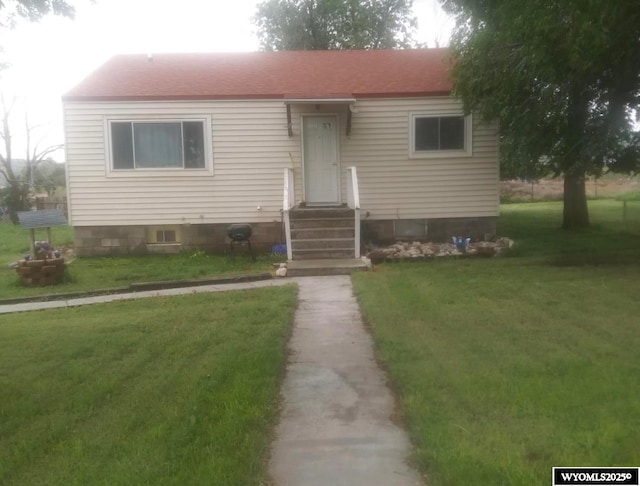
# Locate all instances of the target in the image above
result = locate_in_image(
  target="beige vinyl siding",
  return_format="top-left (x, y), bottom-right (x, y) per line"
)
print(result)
top-left (64, 96), bottom-right (498, 227)
top-left (64, 101), bottom-right (296, 226)
top-left (339, 97), bottom-right (499, 220)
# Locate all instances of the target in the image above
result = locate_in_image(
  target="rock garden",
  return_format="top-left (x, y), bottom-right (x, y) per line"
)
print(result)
top-left (365, 237), bottom-right (514, 263)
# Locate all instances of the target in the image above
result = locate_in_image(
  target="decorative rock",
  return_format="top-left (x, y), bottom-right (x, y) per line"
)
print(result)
top-left (473, 245), bottom-right (497, 257)
top-left (496, 237), bottom-right (514, 248)
top-left (366, 237), bottom-right (514, 262)
top-left (360, 255), bottom-right (373, 269)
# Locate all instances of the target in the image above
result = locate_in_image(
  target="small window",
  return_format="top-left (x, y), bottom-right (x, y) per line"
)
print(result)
top-left (156, 229), bottom-right (176, 243)
top-left (111, 120), bottom-right (207, 170)
top-left (411, 114), bottom-right (471, 157)
top-left (146, 226), bottom-right (182, 245)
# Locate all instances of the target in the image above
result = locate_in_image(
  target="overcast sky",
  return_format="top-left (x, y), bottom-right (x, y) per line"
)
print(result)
top-left (0, 0), bottom-right (453, 161)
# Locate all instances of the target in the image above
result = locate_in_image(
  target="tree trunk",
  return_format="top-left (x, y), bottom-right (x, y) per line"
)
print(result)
top-left (562, 172), bottom-right (589, 229)
top-left (561, 83), bottom-right (590, 230)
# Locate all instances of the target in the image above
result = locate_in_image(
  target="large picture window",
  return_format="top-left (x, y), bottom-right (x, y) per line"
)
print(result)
top-left (410, 113), bottom-right (472, 157)
top-left (110, 120), bottom-right (206, 170)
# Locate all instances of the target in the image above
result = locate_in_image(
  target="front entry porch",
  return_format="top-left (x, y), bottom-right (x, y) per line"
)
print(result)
top-left (281, 166), bottom-right (367, 275)
top-left (282, 166), bottom-right (362, 262)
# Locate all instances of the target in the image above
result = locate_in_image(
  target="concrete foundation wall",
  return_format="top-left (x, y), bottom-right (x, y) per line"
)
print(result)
top-left (362, 216), bottom-right (497, 245)
top-left (74, 217), bottom-right (495, 256)
top-left (425, 217), bottom-right (497, 242)
top-left (74, 222), bottom-right (283, 257)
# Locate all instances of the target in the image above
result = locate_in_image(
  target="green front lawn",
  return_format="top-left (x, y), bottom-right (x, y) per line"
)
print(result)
top-left (353, 200), bottom-right (640, 485)
top-left (0, 286), bottom-right (297, 485)
top-left (0, 224), bottom-right (279, 300)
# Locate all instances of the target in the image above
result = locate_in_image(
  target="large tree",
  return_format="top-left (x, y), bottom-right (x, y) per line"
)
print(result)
top-left (254, 0), bottom-right (417, 50)
top-left (442, 0), bottom-right (640, 229)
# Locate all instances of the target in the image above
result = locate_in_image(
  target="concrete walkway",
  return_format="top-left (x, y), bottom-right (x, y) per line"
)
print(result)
top-left (270, 276), bottom-right (423, 486)
top-left (0, 279), bottom-right (293, 314)
top-left (1, 275), bottom-right (423, 485)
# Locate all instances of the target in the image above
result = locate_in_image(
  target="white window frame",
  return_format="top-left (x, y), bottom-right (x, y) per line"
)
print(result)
top-left (104, 115), bottom-right (213, 177)
top-left (409, 112), bottom-right (473, 159)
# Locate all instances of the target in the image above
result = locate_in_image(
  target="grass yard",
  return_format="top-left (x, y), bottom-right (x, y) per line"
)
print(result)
top-left (0, 285), bottom-right (297, 485)
top-left (352, 199), bottom-right (640, 486)
top-left (0, 224), bottom-right (280, 300)
top-left (500, 199), bottom-right (640, 262)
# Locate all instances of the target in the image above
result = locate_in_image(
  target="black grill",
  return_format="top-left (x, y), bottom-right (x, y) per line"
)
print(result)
top-left (227, 223), bottom-right (252, 241)
top-left (227, 224), bottom-right (255, 260)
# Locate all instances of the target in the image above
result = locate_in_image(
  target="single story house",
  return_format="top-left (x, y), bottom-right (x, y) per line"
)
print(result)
top-left (62, 48), bottom-right (499, 258)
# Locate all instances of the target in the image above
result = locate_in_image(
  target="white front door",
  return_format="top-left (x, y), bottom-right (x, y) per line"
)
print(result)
top-left (303, 115), bottom-right (339, 205)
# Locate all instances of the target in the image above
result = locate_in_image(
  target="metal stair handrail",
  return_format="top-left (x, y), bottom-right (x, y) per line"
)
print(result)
top-left (347, 167), bottom-right (361, 258)
top-left (283, 168), bottom-right (295, 260)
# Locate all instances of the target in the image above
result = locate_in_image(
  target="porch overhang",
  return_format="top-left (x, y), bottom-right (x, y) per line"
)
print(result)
top-left (284, 96), bottom-right (357, 137)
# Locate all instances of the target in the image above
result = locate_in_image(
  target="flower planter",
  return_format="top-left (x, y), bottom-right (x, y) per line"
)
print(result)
top-left (16, 258), bottom-right (66, 287)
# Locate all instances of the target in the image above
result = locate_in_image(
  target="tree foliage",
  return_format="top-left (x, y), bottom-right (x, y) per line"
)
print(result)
top-left (0, 0), bottom-right (74, 27)
top-left (33, 159), bottom-right (65, 196)
top-left (0, 0), bottom-right (76, 71)
top-left (254, 0), bottom-right (417, 50)
top-left (442, 0), bottom-right (640, 228)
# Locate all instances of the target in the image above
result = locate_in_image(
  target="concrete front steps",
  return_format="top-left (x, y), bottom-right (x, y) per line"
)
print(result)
top-left (289, 206), bottom-right (356, 260)
top-left (286, 206), bottom-right (368, 276)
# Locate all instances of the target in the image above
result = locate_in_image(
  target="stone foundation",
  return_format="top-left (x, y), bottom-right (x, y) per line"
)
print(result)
top-left (73, 217), bottom-right (496, 257)
top-left (361, 217), bottom-right (497, 245)
top-left (74, 222), bottom-right (283, 257)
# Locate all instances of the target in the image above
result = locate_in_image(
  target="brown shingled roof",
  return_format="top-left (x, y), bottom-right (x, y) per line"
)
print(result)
top-left (63, 49), bottom-right (452, 102)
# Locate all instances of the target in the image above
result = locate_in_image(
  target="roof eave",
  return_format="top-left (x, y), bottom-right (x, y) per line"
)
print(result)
top-left (62, 90), bottom-right (452, 103)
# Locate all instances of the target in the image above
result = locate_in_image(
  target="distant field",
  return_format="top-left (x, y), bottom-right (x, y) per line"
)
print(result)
top-left (501, 175), bottom-right (640, 203)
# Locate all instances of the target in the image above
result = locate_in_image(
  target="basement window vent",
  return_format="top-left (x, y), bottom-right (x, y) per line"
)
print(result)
top-left (146, 226), bottom-right (182, 245)
top-left (156, 230), bottom-right (176, 243)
